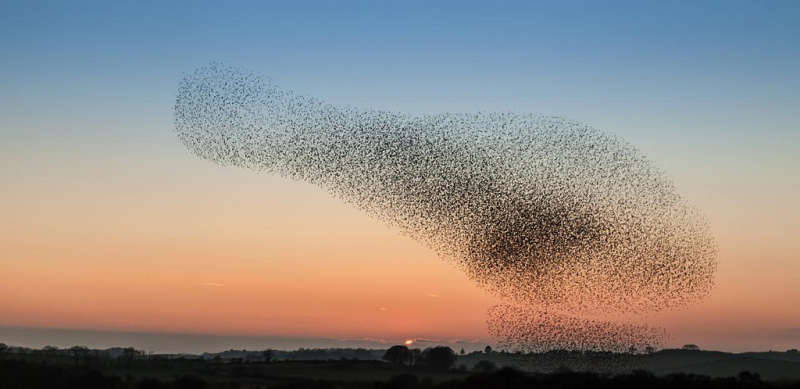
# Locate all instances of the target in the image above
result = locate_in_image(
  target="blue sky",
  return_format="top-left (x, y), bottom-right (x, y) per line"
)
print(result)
top-left (3, 1), bottom-right (798, 120)
top-left (2, 1), bottom-right (798, 178)
top-left (3, 0), bottom-right (798, 203)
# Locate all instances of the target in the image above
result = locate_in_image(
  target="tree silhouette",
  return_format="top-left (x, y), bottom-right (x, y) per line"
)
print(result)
top-left (409, 348), bottom-right (422, 366)
top-left (119, 347), bottom-right (142, 367)
top-left (383, 345), bottom-right (410, 365)
top-left (262, 349), bottom-right (273, 363)
top-left (42, 345), bottom-right (59, 363)
top-left (682, 344), bottom-right (700, 351)
top-left (0, 343), bottom-right (8, 360)
top-left (424, 346), bottom-right (457, 369)
top-left (69, 346), bottom-right (90, 365)
top-left (484, 345), bottom-right (492, 354)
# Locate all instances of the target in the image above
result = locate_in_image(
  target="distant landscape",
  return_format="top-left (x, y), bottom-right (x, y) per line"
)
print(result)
top-left (2, 342), bottom-right (799, 388)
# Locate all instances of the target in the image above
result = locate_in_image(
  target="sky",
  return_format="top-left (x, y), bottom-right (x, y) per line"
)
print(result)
top-left (1, 0), bottom-right (798, 353)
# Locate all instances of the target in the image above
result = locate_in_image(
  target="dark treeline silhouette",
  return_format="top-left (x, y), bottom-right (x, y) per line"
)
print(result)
top-left (383, 346), bottom-right (458, 369)
top-left (212, 347), bottom-right (385, 362)
top-left (2, 343), bottom-right (800, 388)
top-left (3, 357), bottom-right (800, 389)
top-left (0, 343), bottom-right (387, 364)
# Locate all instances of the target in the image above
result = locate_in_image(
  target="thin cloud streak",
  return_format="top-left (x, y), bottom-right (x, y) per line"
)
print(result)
top-left (198, 283), bottom-right (225, 287)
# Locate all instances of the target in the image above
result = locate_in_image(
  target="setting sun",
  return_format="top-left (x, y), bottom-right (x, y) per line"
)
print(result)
top-left (404, 339), bottom-right (414, 346)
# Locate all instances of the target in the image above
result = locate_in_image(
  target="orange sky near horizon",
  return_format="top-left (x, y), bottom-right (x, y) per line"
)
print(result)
top-left (0, 146), bottom-right (499, 343)
top-left (1, 134), bottom-right (798, 352)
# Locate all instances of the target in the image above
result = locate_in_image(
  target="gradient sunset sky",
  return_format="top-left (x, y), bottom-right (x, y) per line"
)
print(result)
top-left (1, 1), bottom-right (798, 353)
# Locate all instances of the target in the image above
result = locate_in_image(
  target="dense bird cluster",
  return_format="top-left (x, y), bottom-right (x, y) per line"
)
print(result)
top-left (487, 305), bottom-right (667, 354)
top-left (174, 64), bottom-right (717, 355)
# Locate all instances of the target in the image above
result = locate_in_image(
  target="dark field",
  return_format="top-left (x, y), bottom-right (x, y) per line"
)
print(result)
top-left (2, 346), bottom-right (800, 389)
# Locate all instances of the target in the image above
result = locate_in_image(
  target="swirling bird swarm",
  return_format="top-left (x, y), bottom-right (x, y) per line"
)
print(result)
top-left (174, 64), bottom-right (717, 352)
top-left (487, 305), bottom-right (668, 354)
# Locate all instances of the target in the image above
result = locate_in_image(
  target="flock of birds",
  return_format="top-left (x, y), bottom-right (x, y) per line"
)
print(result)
top-left (487, 305), bottom-right (668, 354)
top-left (174, 64), bottom-right (718, 362)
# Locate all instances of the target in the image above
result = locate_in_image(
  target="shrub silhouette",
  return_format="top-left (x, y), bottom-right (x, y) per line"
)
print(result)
top-left (422, 346), bottom-right (457, 369)
top-left (383, 345), bottom-right (411, 365)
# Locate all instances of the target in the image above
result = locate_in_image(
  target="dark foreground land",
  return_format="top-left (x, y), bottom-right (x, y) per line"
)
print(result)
top-left (1, 347), bottom-right (799, 389)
